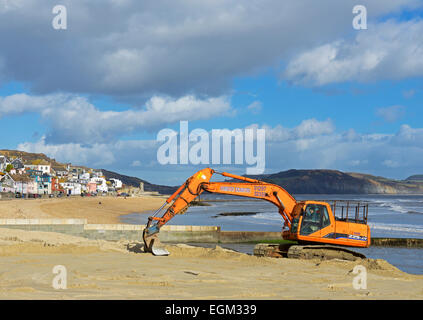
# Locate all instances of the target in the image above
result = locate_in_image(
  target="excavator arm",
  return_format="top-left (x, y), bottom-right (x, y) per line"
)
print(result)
top-left (143, 168), bottom-right (297, 255)
top-left (203, 182), bottom-right (296, 228)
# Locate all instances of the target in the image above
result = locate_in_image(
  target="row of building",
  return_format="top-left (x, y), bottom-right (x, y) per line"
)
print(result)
top-left (0, 154), bottom-right (123, 196)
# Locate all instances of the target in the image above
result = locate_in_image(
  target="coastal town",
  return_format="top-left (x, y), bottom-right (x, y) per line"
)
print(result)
top-left (0, 152), bottom-right (126, 198)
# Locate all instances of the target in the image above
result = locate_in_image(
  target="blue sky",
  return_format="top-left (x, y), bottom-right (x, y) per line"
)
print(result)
top-left (1, 1), bottom-right (423, 185)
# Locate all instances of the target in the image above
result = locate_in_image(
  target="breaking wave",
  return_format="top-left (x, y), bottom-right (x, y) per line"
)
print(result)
top-left (371, 199), bottom-right (423, 215)
top-left (368, 223), bottom-right (423, 235)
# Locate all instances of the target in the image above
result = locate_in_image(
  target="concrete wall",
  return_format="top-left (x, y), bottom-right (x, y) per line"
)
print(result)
top-left (0, 219), bottom-right (281, 243)
top-left (219, 231), bottom-right (282, 243)
top-left (0, 219), bottom-right (87, 237)
top-left (371, 237), bottom-right (423, 247)
top-left (0, 219), bottom-right (222, 242)
top-left (0, 193), bottom-right (51, 199)
top-left (0, 192), bottom-right (18, 199)
top-left (0, 219), bottom-right (422, 246)
top-left (83, 224), bottom-right (221, 242)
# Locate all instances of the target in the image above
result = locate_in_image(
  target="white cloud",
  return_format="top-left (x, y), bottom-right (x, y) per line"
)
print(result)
top-left (0, 0), bottom-right (23, 13)
top-left (382, 159), bottom-right (400, 168)
top-left (392, 125), bottom-right (423, 148)
top-left (0, 93), bottom-right (232, 143)
top-left (131, 160), bottom-right (141, 167)
top-left (17, 137), bottom-right (159, 169)
top-left (16, 120), bottom-right (423, 181)
top-left (376, 105), bottom-right (406, 123)
top-left (403, 89), bottom-right (416, 99)
top-left (283, 19), bottom-right (423, 86)
top-left (259, 118), bottom-right (335, 142)
top-left (293, 118), bottom-right (335, 138)
top-left (0, 1), bottom-right (420, 97)
top-left (17, 137), bottom-right (117, 167)
top-left (349, 159), bottom-right (368, 167)
top-left (252, 121), bottom-right (423, 179)
top-left (247, 101), bottom-right (262, 114)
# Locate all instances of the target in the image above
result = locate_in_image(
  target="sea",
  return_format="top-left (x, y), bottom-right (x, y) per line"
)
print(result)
top-left (121, 194), bottom-right (423, 274)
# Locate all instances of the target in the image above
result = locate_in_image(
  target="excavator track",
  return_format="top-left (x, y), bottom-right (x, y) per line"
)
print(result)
top-left (253, 243), bottom-right (366, 261)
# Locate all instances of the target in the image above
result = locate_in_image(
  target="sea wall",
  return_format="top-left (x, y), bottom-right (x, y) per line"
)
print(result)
top-left (0, 219), bottom-right (421, 247)
top-left (0, 219), bottom-right (281, 243)
top-left (371, 237), bottom-right (423, 247)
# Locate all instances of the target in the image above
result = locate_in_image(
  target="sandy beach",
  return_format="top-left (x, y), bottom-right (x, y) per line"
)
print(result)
top-left (0, 196), bottom-right (166, 223)
top-left (0, 227), bottom-right (421, 299)
top-left (0, 197), bottom-right (422, 300)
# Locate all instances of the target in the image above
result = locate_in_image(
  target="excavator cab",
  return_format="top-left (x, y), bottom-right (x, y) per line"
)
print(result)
top-left (284, 201), bottom-right (370, 247)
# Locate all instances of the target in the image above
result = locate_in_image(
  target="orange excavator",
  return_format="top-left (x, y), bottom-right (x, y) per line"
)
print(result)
top-left (143, 168), bottom-right (370, 259)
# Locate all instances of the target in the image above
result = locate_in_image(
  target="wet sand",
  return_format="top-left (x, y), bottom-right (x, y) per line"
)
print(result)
top-left (0, 228), bottom-right (422, 300)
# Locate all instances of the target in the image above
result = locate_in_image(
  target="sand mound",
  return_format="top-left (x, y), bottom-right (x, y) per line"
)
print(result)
top-left (0, 228), bottom-right (129, 255)
top-left (164, 244), bottom-right (271, 263)
top-left (166, 244), bottom-right (247, 258)
top-left (358, 258), bottom-right (411, 277)
top-left (361, 258), bottom-right (401, 272)
top-left (0, 229), bottom-right (262, 261)
top-left (0, 228), bottom-right (90, 245)
top-left (317, 256), bottom-right (411, 278)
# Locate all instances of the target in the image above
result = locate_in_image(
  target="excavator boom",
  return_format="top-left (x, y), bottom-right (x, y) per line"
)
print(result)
top-left (142, 168), bottom-right (370, 256)
top-left (142, 168), bottom-right (297, 255)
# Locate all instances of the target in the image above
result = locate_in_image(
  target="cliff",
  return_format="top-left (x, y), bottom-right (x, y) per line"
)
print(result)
top-left (243, 169), bottom-right (423, 194)
top-left (2, 149), bottom-right (423, 194)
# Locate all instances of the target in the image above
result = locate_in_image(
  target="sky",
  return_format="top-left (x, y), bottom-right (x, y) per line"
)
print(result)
top-left (0, 0), bottom-right (423, 185)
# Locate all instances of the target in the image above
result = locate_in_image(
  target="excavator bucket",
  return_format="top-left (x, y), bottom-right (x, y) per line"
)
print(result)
top-left (142, 228), bottom-right (169, 256)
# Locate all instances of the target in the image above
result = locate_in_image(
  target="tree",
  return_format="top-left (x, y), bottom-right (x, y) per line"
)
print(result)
top-left (5, 164), bottom-right (13, 172)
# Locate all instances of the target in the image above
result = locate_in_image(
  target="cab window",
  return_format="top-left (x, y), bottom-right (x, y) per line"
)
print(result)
top-left (290, 217), bottom-right (299, 233)
top-left (290, 204), bottom-right (302, 234)
top-left (300, 204), bottom-right (330, 235)
top-left (321, 206), bottom-right (330, 228)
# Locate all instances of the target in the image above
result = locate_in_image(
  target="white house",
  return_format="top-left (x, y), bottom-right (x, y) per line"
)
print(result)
top-left (60, 182), bottom-right (82, 195)
top-left (79, 172), bottom-right (91, 184)
top-left (9, 168), bottom-right (26, 175)
top-left (0, 173), bottom-right (15, 192)
top-left (10, 158), bottom-right (25, 169)
top-left (24, 164), bottom-right (51, 174)
top-left (80, 172), bottom-right (90, 180)
top-left (90, 177), bottom-right (108, 193)
top-left (52, 167), bottom-right (69, 178)
top-left (109, 178), bottom-right (123, 189)
top-left (0, 155), bottom-right (10, 172)
top-left (0, 173), bottom-right (37, 194)
top-left (91, 170), bottom-right (104, 178)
